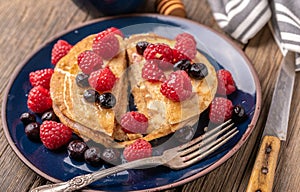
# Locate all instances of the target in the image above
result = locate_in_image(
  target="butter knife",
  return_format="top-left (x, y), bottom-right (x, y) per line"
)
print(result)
top-left (246, 51), bottom-right (295, 192)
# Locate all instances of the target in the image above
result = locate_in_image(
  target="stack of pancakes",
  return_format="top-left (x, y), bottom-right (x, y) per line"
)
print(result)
top-left (50, 31), bottom-right (218, 148)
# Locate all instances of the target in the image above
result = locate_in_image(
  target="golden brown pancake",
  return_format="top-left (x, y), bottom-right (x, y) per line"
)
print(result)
top-left (125, 33), bottom-right (218, 143)
top-left (50, 32), bottom-right (217, 148)
top-left (50, 34), bottom-right (128, 148)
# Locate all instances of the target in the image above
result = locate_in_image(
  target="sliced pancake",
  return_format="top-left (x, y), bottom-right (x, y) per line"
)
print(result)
top-left (124, 33), bottom-right (218, 143)
top-left (50, 31), bottom-right (218, 148)
top-left (50, 34), bottom-right (127, 148)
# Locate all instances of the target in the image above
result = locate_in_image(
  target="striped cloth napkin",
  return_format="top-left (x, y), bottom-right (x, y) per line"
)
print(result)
top-left (208, 0), bottom-right (300, 71)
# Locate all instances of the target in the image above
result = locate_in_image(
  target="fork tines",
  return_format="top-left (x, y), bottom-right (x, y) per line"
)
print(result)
top-left (178, 119), bottom-right (239, 164)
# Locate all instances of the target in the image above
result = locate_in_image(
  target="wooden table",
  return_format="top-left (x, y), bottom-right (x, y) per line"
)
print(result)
top-left (1, 0), bottom-right (299, 191)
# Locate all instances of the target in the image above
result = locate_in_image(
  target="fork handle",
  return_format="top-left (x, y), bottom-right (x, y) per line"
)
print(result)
top-left (246, 135), bottom-right (281, 192)
top-left (30, 156), bottom-right (163, 192)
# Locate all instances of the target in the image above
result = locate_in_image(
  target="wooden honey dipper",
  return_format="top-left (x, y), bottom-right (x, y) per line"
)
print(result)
top-left (155, 0), bottom-right (186, 17)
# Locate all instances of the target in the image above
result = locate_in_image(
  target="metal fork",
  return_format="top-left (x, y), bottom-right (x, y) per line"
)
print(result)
top-left (31, 120), bottom-right (238, 192)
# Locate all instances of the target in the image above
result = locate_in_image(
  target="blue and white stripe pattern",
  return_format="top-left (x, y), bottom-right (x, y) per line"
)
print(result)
top-left (208, 0), bottom-right (300, 71)
top-left (208, 0), bottom-right (271, 44)
top-left (271, 1), bottom-right (300, 71)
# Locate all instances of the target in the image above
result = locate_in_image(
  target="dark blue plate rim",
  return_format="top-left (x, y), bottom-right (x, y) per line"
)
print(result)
top-left (2, 14), bottom-right (261, 192)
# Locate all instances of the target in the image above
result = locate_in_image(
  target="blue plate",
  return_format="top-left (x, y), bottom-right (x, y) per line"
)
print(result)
top-left (2, 14), bottom-right (261, 191)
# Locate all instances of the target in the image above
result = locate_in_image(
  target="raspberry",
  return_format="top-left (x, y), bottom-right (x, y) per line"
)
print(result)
top-left (51, 40), bottom-right (72, 65)
top-left (143, 43), bottom-right (173, 69)
top-left (106, 27), bottom-right (124, 37)
top-left (40, 121), bottom-right (73, 150)
top-left (94, 27), bottom-right (124, 38)
top-left (160, 70), bottom-right (192, 102)
top-left (27, 85), bottom-right (52, 113)
top-left (209, 97), bottom-right (233, 124)
top-left (120, 111), bottom-right (148, 134)
top-left (92, 31), bottom-right (120, 60)
top-left (29, 68), bottom-right (54, 89)
top-left (216, 69), bottom-right (236, 95)
top-left (77, 50), bottom-right (103, 74)
top-left (88, 67), bottom-right (117, 92)
top-left (175, 33), bottom-right (196, 44)
top-left (175, 43), bottom-right (197, 61)
top-left (142, 60), bottom-right (166, 82)
top-left (172, 49), bottom-right (191, 64)
top-left (174, 33), bottom-right (197, 59)
top-left (123, 139), bottom-right (152, 162)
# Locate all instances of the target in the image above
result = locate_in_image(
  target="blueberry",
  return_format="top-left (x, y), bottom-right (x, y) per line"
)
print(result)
top-left (83, 89), bottom-right (100, 103)
top-left (67, 140), bottom-right (89, 161)
top-left (25, 122), bottom-right (40, 141)
top-left (232, 105), bottom-right (247, 123)
top-left (84, 147), bottom-right (103, 166)
top-left (20, 112), bottom-right (36, 125)
top-left (41, 110), bottom-right (59, 122)
top-left (188, 63), bottom-right (208, 80)
top-left (101, 148), bottom-right (121, 165)
top-left (98, 92), bottom-right (116, 109)
top-left (76, 72), bottom-right (90, 88)
top-left (173, 59), bottom-right (191, 72)
top-left (174, 126), bottom-right (195, 144)
top-left (136, 41), bottom-right (149, 55)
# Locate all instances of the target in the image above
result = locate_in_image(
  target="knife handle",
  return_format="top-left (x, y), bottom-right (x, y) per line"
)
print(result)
top-left (246, 135), bottom-right (281, 192)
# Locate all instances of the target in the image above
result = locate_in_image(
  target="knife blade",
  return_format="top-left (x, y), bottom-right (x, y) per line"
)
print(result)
top-left (246, 51), bottom-right (295, 192)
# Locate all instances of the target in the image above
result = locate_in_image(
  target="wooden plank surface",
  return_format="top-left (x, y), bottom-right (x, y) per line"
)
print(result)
top-left (0, 0), bottom-right (299, 192)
